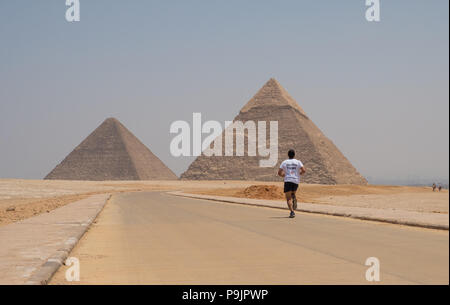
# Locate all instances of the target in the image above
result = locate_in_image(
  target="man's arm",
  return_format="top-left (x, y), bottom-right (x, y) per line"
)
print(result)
top-left (300, 166), bottom-right (306, 176)
top-left (278, 168), bottom-right (285, 177)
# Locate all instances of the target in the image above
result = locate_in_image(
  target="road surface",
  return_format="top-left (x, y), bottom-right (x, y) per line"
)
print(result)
top-left (50, 192), bottom-right (449, 284)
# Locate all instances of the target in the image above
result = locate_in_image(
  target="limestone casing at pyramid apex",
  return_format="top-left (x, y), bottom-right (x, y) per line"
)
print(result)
top-left (103, 117), bottom-right (122, 125)
top-left (240, 78), bottom-right (308, 116)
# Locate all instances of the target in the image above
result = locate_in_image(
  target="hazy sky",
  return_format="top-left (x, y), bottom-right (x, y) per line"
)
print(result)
top-left (0, 0), bottom-right (448, 183)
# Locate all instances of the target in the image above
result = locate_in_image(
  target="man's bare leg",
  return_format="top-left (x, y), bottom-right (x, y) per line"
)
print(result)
top-left (285, 192), bottom-right (294, 213)
top-left (292, 191), bottom-right (298, 210)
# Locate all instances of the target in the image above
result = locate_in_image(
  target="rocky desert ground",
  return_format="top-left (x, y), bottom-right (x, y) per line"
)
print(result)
top-left (0, 179), bottom-right (447, 227)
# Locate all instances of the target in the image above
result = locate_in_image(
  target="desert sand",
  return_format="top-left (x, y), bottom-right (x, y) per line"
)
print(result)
top-left (0, 179), bottom-right (447, 227)
top-left (191, 184), bottom-right (449, 214)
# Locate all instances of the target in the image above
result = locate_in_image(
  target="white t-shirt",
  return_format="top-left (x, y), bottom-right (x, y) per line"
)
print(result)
top-left (280, 159), bottom-right (304, 184)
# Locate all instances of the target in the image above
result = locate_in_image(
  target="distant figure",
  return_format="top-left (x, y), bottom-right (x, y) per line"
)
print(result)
top-left (278, 149), bottom-right (306, 219)
top-left (432, 183), bottom-right (437, 192)
top-left (438, 184), bottom-right (442, 192)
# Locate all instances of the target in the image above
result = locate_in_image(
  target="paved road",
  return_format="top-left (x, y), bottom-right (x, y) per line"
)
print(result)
top-left (51, 192), bottom-right (449, 284)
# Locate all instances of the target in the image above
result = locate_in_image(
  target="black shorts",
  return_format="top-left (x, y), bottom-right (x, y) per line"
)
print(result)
top-left (284, 182), bottom-right (299, 193)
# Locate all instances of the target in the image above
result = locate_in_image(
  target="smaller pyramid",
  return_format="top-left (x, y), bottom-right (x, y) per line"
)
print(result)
top-left (45, 118), bottom-right (177, 181)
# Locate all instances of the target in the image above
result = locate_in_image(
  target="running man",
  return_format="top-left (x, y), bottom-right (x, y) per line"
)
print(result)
top-left (278, 149), bottom-right (306, 218)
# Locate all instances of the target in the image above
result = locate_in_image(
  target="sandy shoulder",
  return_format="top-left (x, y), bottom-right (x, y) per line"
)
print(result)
top-left (189, 184), bottom-right (449, 214)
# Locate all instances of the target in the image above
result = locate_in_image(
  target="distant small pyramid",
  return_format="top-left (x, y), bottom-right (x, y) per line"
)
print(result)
top-left (181, 79), bottom-right (367, 185)
top-left (45, 118), bottom-right (177, 181)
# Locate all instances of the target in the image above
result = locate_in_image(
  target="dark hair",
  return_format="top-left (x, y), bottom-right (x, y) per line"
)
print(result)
top-left (288, 149), bottom-right (295, 159)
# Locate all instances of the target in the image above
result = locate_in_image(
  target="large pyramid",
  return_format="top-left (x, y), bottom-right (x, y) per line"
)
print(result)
top-left (45, 118), bottom-right (177, 181)
top-left (181, 79), bottom-right (367, 185)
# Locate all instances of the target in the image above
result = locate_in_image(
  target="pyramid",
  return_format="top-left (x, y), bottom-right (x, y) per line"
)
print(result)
top-left (181, 79), bottom-right (367, 185)
top-left (45, 118), bottom-right (177, 181)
